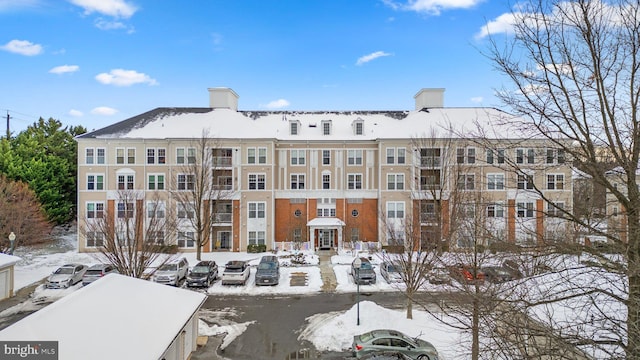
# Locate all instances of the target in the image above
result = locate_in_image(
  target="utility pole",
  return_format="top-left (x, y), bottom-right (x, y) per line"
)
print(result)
top-left (6, 111), bottom-right (11, 139)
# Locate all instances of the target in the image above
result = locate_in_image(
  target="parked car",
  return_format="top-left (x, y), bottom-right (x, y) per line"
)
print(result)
top-left (82, 264), bottom-right (118, 286)
top-left (352, 329), bottom-right (439, 359)
top-left (481, 266), bottom-right (516, 283)
top-left (380, 261), bottom-right (403, 284)
top-left (427, 267), bottom-right (451, 285)
top-left (255, 255), bottom-right (280, 286)
top-left (186, 261), bottom-right (218, 288)
top-left (502, 259), bottom-right (523, 279)
top-left (221, 260), bottom-right (250, 285)
top-left (152, 257), bottom-right (189, 286)
top-left (360, 351), bottom-right (413, 360)
top-left (46, 264), bottom-right (88, 289)
top-left (352, 257), bottom-right (377, 285)
top-left (448, 264), bottom-right (485, 285)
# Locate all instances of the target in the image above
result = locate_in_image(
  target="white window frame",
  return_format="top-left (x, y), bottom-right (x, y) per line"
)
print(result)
top-left (387, 202), bottom-right (405, 219)
top-left (516, 148), bottom-right (535, 164)
top-left (547, 174), bottom-right (565, 190)
top-left (147, 201), bottom-right (166, 218)
top-left (457, 174), bottom-right (475, 190)
top-left (517, 173), bottom-right (535, 190)
top-left (348, 173), bottom-right (363, 190)
top-left (291, 174), bottom-right (305, 189)
top-left (487, 203), bottom-right (504, 218)
top-left (147, 173), bottom-right (165, 190)
top-left (248, 173), bottom-right (266, 190)
top-left (176, 147), bottom-right (196, 164)
top-left (248, 202), bottom-right (266, 219)
top-left (247, 148), bottom-right (256, 164)
top-left (487, 173), bottom-right (505, 190)
top-left (457, 147), bottom-right (476, 164)
top-left (486, 148), bottom-right (505, 164)
top-left (386, 147), bottom-right (406, 164)
top-left (322, 150), bottom-right (331, 165)
top-left (322, 120), bottom-right (332, 135)
top-left (546, 148), bottom-right (566, 164)
top-left (85, 231), bottom-right (104, 247)
top-left (291, 149), bottom-right (306, 165)
top-left (86, 202), bottom-right (105, 219)
top-left (517, 202), bottom-right (535, 218)
top-left (146, 147), bottom-right (166, 165)
top-left (547, 201), bottom-right (565, 217)
top-left (177, 231), bottom-right (195, 248)
top-left (177, 203), bottom-right (195, 219)
top-left (117, 173), bottom-right (135, 190)
top-left (322, 173), bottom-right (331, 189)
top-left (387, 173), bottom-right (405, 190)
top-left (87, 174), bottom-right (104, 191)
top-left (347, 149), bottom-right (363, 165)
top-left (117, 201), bottom-right (135, 219)
top-left (177, 173), bottom-right (195, 190)
top-left (248, 231), bottom-right (266, 245)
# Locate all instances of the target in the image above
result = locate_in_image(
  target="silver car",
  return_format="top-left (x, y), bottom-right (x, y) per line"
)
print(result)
top-left (352, 329), bottom-right (439, 360)
top-left (380, 261), bottom-right (403, 284)
top-left (82, 264), bottom-right (119, 286)
top-left (152, 257), bottom-right (189, 286)
top-left (46, 264), bottom-right (88, 289)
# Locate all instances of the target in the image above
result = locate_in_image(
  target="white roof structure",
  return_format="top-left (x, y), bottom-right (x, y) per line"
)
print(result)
top-left (0, 274), bottom-right (207, 360)
top-left (0, 253), bottom-right (21, 268)
top-left (307, 217), bottom-right (347, 227)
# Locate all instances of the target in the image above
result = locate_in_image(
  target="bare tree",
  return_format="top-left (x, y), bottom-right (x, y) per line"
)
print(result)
top-left (484, 0), bottom-right (640, 357)
top-left (82, 190), bottom-right (177, 278)
top-left (0, 175), bottom-right (51, 252)
top-left (172, 130), bottom-right (230, 260)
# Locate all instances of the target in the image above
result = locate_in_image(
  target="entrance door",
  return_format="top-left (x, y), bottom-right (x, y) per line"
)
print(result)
top-left (218, 231), bottom-right (231, 250)
top-left (320, 229), bottom-right (334, 249)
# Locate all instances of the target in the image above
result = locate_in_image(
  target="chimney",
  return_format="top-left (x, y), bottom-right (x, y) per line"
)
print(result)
top-left (414, 88), bottom-right (445, 110)
top-left (208, 87), bottom-right (239, 111)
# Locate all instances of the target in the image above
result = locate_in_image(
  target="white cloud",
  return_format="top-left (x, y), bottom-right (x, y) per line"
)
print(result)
top-left (0, 0), bottom-right (43, 12)
top-left (384, 0), bottom-right (483, 16)
top-left (356, 51), bottom-right (392, 66)
top-left (0, 39), bottom-right (43, 56)
top-left (212, 33), bottom-right (223, 45)
top-left (476, 12), bottom-right (518, 39)
top-left (49, 65), bottom-right (79, 74)
top-left (94, 18), bottom-right (126, 30)
top-left (265, 99), bottom-right (290, 109)
top-left (68, 109), bottom-right (83, 117)
top-left (68, 0), bottom-right (137, 18)
top-left (470, 96), bottom-right (483, 103)
top-left (95, 69), bottom-right (158, 86)
top-left (90, 106), bottom-right (118, 115)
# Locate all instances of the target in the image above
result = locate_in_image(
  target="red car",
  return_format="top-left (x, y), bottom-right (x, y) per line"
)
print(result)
top-left (448, 264), bottom-right (485, 285)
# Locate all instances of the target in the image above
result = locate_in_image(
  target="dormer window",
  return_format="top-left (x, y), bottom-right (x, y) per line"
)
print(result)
top-left (322, 120), bottom-right (332, 135)
top-left (353, 119), bottom-right (364, 135)
top-left (290, 120), bottom-right (300, 135)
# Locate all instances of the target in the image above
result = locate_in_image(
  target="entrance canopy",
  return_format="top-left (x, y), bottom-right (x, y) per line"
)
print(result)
top-left (307, 217), bottom-right (346, 227)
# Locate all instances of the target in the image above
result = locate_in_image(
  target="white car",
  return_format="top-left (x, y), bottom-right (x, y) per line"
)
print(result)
top-left (152, 257), bottom-right (189, 286)
top-left (221, 261), bottom-right (250, 285)
top-left (46, 264), bottom-right (88, 289)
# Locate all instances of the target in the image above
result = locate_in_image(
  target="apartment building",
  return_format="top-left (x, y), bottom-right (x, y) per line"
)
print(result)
top-left (76, 87), bottom-right (573, 253)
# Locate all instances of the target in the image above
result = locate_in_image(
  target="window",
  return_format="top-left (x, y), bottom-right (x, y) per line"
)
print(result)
top-left (177, 147), bottom-right (196, 164)
top-left (177, 203), bottom-right (195, 219)
top-left (487, 203), bottom-right (504, 218)
top-left (258, 147), bottom-right (267, 164)
top-left (317, 208), bottom-right (336, 217)
top-left (86, 231), bottom-right (104, 247)
top-left (354, 120), bottom-right (364, 135)
top-left (351, 228), bottom-right (359, 242)
top-left (546, 148), bottom-right (566, 164)
top-left (147, 231), bottom-right (165, 244)
top-left (486, 149), bottom-right (505, 164)
top-left (347, 150), bottom-right (363, 165)
top-left (421, 202), bottom-right (436, 222)
top-left (322, 150), bottom-right (331, 165)
top-left (317, 198), bottom-right (336, 217)
top-left (85, 148), bottom-right (94, 164)
top-left (126, 148), bottom-right (135, 164)
top-left (291, 149), bottom-right (306, 165)
top-left (348, 174), bottom-right (362, 189)
top-left (547, 174), bottom-right (565, 190)
top-left (148, 174), bottom-right (165, 190)
top-left (116, 148), bottom-right (125, 164)
top-left (248, 173), bottom-right (266, 190)
top-left (457, 174), bottom-right (475, 190)
top-left (87, 174), bottom-right (104, 190)
top-left (420, 148), bottom-right (441, 167)
top-left (517, 174), bottom-right (534, 190)
top-left (117, 201), bottom-right (134, 218)
top-left (290, 121), bottom-right (299, 135)
top-left (117, 174), bottom-right (134, 190)
top-left (248, 148), bottom-right (256, 164)
top-left (248, 202), bottom-right (266, 218)
top-left (387, 202), bottom-right (405, 219)
top-left (96, 148), bottom-right (105, 164)
top-left (177, 231), bottom-right (195, 248)
top-left (517, 148), bottom-right (535, 164)
top-left (248, 231), bottom-right (266, 245)
top-left (487, 174), bottom-right (505, 190)
top-left (322, 120), bottom-right (331, 135)
top-left (351, 209), bottom-right (359, 217)
top-left (457, 147), bottom-right (476, 164)
top-left (177, 174), bottom-right (195, 190)
top-left (461, 204), bottom-right (475, 218)
top-left (517, 202), bottom-right (535, 217)
top-left (146, 148), bottom-right (166, 164)
top-left (86, 202), bottom-right (104, 219)
top-left (387, 174), bottom-right (405, 190)
top-left (547, 201), bottom-right (564, 217)
top-left (385, 148), bottom-right (405, 164)
top-left (147, 201), bottom-right (165, 218)
top-left (291, 174), bottom-right (305, 189)
top-left (294, 228), bottom-right (302, 241)
top-left (322, 174), bottom-right (331, 189)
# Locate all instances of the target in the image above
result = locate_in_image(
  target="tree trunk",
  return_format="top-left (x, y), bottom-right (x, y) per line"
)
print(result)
top-left (628, 212), bottom-right (640, 360)
top-left (406, 294), bottom-right (413, 319)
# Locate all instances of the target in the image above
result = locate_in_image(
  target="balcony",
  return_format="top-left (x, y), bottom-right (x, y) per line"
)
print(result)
top-left (213, 157), bottom-right (232, 167)
top-left (213, 213), bottom-right (232, 223)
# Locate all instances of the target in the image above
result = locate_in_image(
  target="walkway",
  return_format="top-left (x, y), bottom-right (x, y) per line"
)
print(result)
top-left (317, 249), bottom-right (337, 292)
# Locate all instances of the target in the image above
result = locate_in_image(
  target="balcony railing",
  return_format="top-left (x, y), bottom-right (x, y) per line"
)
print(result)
top-left (213, 157), bottom-right (232, 167)
top-left (213, 213), bottom-right (232, 223)
top-left (421, 157), bottom-right (441, 167)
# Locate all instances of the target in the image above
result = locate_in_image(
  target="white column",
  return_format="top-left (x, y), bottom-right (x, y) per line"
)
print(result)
top-left (309, 227), bottom-right (315, 252)
top-left (337, 226), bottom-right (343, 250)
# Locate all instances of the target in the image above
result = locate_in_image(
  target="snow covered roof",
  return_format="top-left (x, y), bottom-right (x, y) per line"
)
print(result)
top-left (0, 253), bottom-right (21, 268)
top-left (0, 274), bottom-right (207, 360)
top-left (307, 217), bottom-right (346, 227)
top-left (77, 106), bottom-right (524, 141)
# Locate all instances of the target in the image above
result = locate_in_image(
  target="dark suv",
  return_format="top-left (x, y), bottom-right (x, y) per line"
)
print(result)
top-left (255, 255), bottom-right (280, 286)
top-left (352, 257), bottom-right (377, 285)
top-left (186, 261), bottom-right (218, 287)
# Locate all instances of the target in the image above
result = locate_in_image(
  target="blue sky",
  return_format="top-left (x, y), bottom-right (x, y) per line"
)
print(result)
top-left (0, 0), bottom-right (519, 133)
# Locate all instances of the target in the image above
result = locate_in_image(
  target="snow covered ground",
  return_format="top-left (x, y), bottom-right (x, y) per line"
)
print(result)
top-left (2, 233), bottom-right (470, 359)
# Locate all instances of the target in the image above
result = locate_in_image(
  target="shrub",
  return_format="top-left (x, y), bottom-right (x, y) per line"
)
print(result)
top-left (247, 244), bottom-right (266, 253)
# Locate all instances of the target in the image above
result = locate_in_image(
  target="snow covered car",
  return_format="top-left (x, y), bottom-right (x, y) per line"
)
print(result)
top-left (352, 329), bottom-right (439, 359)
top-left (46, 264), bottom-right (88, 289)
top-left (380, 261), bottom-right (403, 284)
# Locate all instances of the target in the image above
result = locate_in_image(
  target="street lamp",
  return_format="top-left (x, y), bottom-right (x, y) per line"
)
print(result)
top-left (353, 257), bottom-right (362, 326)
top-left (8, 232), bottom-right (16, 255)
